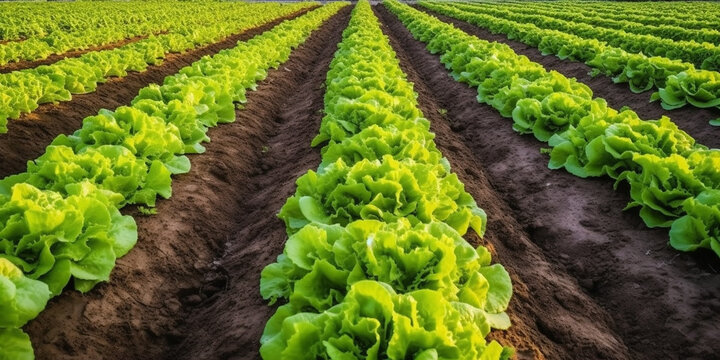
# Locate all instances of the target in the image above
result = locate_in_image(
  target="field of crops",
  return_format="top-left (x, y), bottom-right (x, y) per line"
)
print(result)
top-left (0, 0), bottom-right (719, 359)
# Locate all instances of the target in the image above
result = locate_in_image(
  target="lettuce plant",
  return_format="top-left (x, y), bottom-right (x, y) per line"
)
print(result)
top-left (671, 190), bottom-right (720, 257)
top-left (0, 259), bottom-right (52, 360)
top-left (653, 69), bottom-right (720, 110)
top-left (262, 219), bottom-right (510, 320)
top-left (320, 125), bottom-right (444, 169)
top-left (279, 156), bottom-right (486, 237)
top-left (262, 2), bottom-right (513, 359)
top-left (261, 280), bottom-right (512, 360)
top-left (0, 182), bottom-right (137, 295)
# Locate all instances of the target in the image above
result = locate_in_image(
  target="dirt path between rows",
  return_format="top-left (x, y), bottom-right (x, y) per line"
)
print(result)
top-left (0, 7), bottom-right (316, 179)
top-left (414, 5), bottom-right (720, 150)
top-left (377, 4), bottom-right (720, 360)
top-left (24, 6), bottom-right (351, 360)
top-left (163, 7), bottom-right (351, 360)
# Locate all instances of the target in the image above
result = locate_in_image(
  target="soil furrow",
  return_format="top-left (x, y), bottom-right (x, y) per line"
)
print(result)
top-left (160, 7), bottom-right (351, 360)
top-left (0, 7), bottom-right (315, 179)
top-left (0, 33), bottom-right (156, 74)
top-left (23, 6), bottom-right (349, 360)
top-left (415, 5), bottom-right (720, 150)
top-left (377, 4), bottom-right (720, 360)
top-left (0, 38), bottom-right (25, 45)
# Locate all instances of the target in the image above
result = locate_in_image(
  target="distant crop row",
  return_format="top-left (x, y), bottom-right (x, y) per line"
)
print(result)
top-left (0, 2), bottom-right (268, 65)
top-left (470, 1), bottom-right (720, 46)
top-left (0, 4), bottom-right (345, 358)
top-left (0, 2), bottom-right (316, 134)
top-left (259, 1), bottom-right (513, 358)
top-left (386, 0), bottom-right (720, 259)
top-left (537, 0), bottom-right (720, 27)
top-left (0, 2), bottom-right (225, 41)
top-left (421, 2), bottom-right (720, 123)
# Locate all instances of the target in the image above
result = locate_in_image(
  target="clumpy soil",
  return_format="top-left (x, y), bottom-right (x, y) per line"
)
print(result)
top-left (380, 4), bottom-right (720, 360)
top-left (0, 7), bottom-right (315, 179)
top-left (165, 7), bottom-right (351, 360)
top-left (23, 6), bottom-right (348, 360)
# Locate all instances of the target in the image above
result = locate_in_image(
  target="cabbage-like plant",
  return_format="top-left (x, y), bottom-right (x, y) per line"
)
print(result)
top-left (279, 156), bottom-right (486, 237)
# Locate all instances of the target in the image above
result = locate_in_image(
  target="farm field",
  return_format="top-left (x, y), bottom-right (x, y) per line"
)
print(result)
top-left (1, 1), bottom-right (719, 360)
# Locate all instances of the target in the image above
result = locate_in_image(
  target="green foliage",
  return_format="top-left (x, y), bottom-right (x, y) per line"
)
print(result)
top-left (0, 3), bottom-right (348, 357)
top-left (385, 0), bottom-right (720, 258)
top-left (445, 1), bottom-right (720, 69)
top-left (0, 259), bottom-right (51, 360)
top-left (0, 258), bottom-right (50, 327)
top-left (653, 69), bottom-right (720, 110)
top-left (0, 2), bottom-right (316, 134)
top-left (419, 1), bottom-right (720, 114)
top-left (261, 2), bottom-right (513, 359)
top-left (261, 280), bottom-right (512, 360)
top-left (0, 181), bottom-right (137, 295)
top-left (671, 190), bottom-right (720, 257)
top-left (480, 1), bottom-right (720, 45)
top-left (280, 156), bottom-right (485, 236)
top-left (262, 219), bottom-right (509, 318)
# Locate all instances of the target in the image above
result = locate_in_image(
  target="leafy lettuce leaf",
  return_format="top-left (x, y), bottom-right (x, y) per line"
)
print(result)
top-left (260, 280), bottom-right (513, 360)
top-left (279, 155), bottom-right (486, 237)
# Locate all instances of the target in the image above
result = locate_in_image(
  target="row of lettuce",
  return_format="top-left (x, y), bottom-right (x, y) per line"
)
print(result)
top-left (385, 0), bottom-right (720, 258)
top-left (445, 2), bottom-right (720, 70)
top-left (419, 2), bottom-right (720, 122)
top-left (516, 0), bottom-right (720, 33)
top-left (258, 2), bottom-right (513, 359)
top-left (475, 1), bottom-right (720, 46)
top-left (0, 2), bottom-right (262, 66)
top-left (0, 2), bottom-right (316, 135)
top-left (542, 0), bottom-right (720, 28)
top-left (0, 1), bottom-right (229, 41)
top-left (0, 4), bottom-right (346, 358)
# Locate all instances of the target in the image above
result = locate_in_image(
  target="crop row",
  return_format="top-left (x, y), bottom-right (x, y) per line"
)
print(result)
top-left (0, 2), bottom-right (315, 134)
top-left (501, 0), bottom-right (720, 33)
top-left (0, 2), bottom-right (263, 65)
top-left (444, 2), bottom-right (720, 70)
top-left (421, 2), bottom-right (720, 121)
top-left (479, 1), bottom-right (719, 45)
top-left (385, 0), bottom-right (720, 258)
top-left (259, 1), bottom-right (513, 359)
top-left (0, 1), bottom-right (236, 41)
top-left (0, 4), bottom-right (346, 358)
top-left (541, 0), bottom-right (720, 25)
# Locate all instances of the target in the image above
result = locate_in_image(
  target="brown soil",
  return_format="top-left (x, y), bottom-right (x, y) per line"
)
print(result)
top-left (165, 7), bottom-right (351, 360)
top-left (415, 5), bottom-right (720, 150)
top-left (0, 7), bottom-right (315, 179)
top-left (0, 38), bottom-right (26, 45)
top-left (378, 4), bottom-right (720, 360)
top-left (0, 33), bottom-right (155, 74)
top-left (24, 6), bottom-right (350, 360)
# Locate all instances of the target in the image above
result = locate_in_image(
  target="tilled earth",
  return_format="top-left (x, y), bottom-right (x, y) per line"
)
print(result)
top-left (6, 4), bottom-right (719, 360)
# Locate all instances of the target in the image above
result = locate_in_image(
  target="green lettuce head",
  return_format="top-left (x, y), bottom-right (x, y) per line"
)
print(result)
top-left (0, 258), bottom-right (51, 360)
top-left (260, 280), bottom-right (513, 360)
top-left (261, 219), bottom-right (511, 323)
top-left (279, 155), bottom-right (486, 237)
